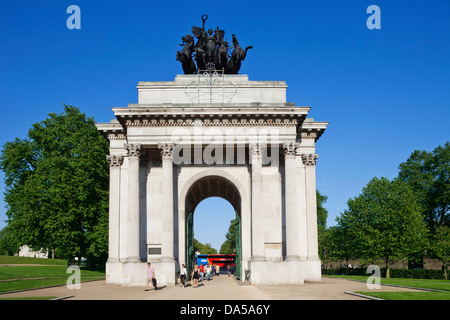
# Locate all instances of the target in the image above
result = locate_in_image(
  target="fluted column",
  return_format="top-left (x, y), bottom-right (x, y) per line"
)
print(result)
top-left (106, 155), bottom-right (123, 263)
top-left (250, 143), bottom-right (265, 261)
top-left (125, 143), bottom-right (141, 263)
top-left (158, 143), bottom-right (175, 262)
top-left (283, 142), bottom-right (300, 260)
top-left (302, 153), bottom-right (319, 260)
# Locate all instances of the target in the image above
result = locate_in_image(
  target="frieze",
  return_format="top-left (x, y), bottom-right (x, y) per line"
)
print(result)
top-left (123, 117), bottom-right (298, 127)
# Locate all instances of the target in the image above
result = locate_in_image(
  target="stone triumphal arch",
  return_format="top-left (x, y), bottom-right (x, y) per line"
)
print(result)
top-left (97, 72), bottom-right (328, 286)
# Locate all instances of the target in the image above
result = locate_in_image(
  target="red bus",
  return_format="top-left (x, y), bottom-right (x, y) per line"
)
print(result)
top-left (196, 254), bottom-right (235, 268)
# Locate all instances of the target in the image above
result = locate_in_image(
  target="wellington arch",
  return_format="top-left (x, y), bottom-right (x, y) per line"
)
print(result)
top-left (96, 18), bottom-right (328, 286)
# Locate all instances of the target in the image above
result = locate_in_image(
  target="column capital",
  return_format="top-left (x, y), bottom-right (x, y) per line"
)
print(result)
top-left (282, 142), bottom-right (299, 158)
top-left (125, 143), bottom-right (142, 158)
top-left (249, 142), bottom-right (265, 159)
top-left (158, 143), bottom-right (175, 160)
top-left (106, 155), bottom-right (124, 168)
top-left (301, 153), bottom-right (319, 166)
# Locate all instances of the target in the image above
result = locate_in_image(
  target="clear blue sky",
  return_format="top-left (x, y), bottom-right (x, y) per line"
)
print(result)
top-left (0, 1), bottom-right (449, 251)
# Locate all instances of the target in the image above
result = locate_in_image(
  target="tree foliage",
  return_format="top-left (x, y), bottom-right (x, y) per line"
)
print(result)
top-left (433, 226), bottom-right (450, 280)
top-left (194, 238), bottom-right (217, 255)
top-left (316, 190), bottom-right (328, 258)
top-left (219, 218), bottom-right (238, 254)
top-left (0, 226), bottom-right (20, 255)
top-left (398, 142), bottom-right (449, 233)
top-left (335, 177), bottom-right (428, 277)
top-left (0, 105), bottom-right (109, 264)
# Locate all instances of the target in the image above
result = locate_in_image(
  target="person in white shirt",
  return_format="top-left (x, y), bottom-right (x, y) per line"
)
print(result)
top-left (206, 264), bottom-right (211, 280)
top-left (179, 264), bottom-right (187, 288)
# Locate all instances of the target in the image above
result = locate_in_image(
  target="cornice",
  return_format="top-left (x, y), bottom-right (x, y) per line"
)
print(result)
top-left (299, 120), bottom-right (329, 142)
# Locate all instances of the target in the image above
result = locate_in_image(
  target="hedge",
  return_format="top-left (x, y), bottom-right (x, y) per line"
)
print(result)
top-left (322, 267), bottom-right (446, 280)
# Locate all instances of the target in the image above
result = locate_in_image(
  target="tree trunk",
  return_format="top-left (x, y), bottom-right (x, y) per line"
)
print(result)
top-left (385, 256), bottom-right (390, 278)
top-left (444, 263), bottom-right (448, 281)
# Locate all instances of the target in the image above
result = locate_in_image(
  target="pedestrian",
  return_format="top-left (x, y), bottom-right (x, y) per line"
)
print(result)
top-left (145, 262), bottom-right (157, 291)
top-left (227, 264), bottom-right (231, 276)
top-left (199, 263), bottom-right (204, 281)
top-left (206, 264), bottom-right (211, 280)
top-left (179, 264), bottom-right (187, 288)
top-left (215, 264), bottom-right (220, 276)
top-left (191, 264), bottom-right (199, 288)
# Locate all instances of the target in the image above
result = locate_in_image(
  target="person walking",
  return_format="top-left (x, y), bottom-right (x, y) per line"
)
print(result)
top-left (227, 264), bottom-right (231, 276)
top-left (215, 264), bottom-right (220, 276)
top-left (179, 264), bottom-right (187, 288)
top-left (206, 264), bottom-right (211, 281)
top-left (199, 263), bottom-right (204, 281)
top-left (191, 264), bottom-right (199, 288)
top-left (145, 262), bottom-right (157, 291)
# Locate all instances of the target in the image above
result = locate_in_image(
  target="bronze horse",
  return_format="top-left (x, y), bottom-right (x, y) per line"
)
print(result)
top-left (227, 34), bottom-right (253, 74)
top-left (176, 35), bottom-right (197, 74)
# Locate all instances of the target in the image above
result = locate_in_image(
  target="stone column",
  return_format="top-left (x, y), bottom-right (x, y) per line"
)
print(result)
top-left (106, 155), bottom-right (123, 263)
top-left (283, 142), bottom-right (300, 260)
top-left (125, 143), bottom-right (142, 263)
top-left (302, 153), bottom-right (319, 260)
top-left (158, 143), bottom-right (175, 262)
top-left (250, 143), bottom-right (265, 261)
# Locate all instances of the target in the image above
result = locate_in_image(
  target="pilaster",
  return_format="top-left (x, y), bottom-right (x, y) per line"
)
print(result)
top-left (283, 142), bottom-right (301, 261)
top-left (250, 143), bottom-right (265, 261)
top-left (158, 143), bottom-right (176, 262)
top-left (125, 143), bottom-right (142, 263)
top-left (106, 155), bottom-right (123, 263)
top-left (301, 153), bottom-right (320, 261)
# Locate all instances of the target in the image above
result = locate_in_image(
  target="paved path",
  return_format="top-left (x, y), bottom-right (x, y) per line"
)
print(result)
top-left (0, 275), bottom-right (424, 300)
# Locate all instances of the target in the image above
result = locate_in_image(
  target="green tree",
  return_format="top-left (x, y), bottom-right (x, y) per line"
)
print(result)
top-left (194, 238), bottom-right (217, 255)
top-left (0, 226), bottom-right (20, 256)
top-left (322, 225), bottom-right (356, 268)
top-left (336, 177), bottom-right (428, 278)
top-left (219, 218), bottom-right (238, 254)
top-left (398, 142), bottom-right (449, 234)
top-left (0, 105), bottom-right (109, 265)
top-left (317, 190), bottom-right (328, 258)
top-left (432, 226), bottom-right (450, 280)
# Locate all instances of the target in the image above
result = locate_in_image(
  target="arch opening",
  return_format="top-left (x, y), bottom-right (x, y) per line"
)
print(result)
top-left (185, 175), bottom-right (242, 280)
top-left (194, 197), bottom-right (235, 253)
top-left (185, 175), bottom-right (241, 215)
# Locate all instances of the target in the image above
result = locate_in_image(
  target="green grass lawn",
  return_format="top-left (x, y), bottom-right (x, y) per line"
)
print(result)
top-left (0, 296), bottom-right (57, 300)
top-left (0, 255), bottom-right (105, 294)
top-left (324, 275), bottom-right (450, 300)
top-left (355, 291), bottom-right (450, 300)
top-left (0, 255), bottom-right (67, 266)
